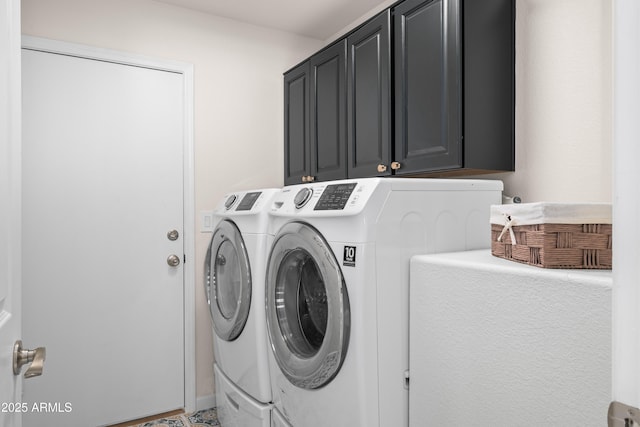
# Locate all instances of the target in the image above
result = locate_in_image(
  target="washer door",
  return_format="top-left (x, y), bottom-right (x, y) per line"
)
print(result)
top-left (204, 219), bottom-right (251, 341)
top-left (266, 222), bottom-right (350, 389)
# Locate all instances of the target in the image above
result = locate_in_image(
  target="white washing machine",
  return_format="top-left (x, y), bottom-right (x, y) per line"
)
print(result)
top-left (264, 178), bottom-right (503, 427)
top-left (204, 188), bottom-right (280, 427)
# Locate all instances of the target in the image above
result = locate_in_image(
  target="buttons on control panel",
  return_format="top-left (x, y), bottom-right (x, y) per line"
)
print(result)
top-left (314, 183), bottom-right (357, 211)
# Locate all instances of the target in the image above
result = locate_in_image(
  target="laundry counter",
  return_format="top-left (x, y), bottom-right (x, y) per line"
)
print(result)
top-left (409, 250), bottom-right (612, 427)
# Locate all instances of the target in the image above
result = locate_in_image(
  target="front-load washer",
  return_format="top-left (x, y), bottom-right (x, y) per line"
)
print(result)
top-left (204, 188), bottom-right (280, 427)
top-left (264, 178), bottom-right (503, 427)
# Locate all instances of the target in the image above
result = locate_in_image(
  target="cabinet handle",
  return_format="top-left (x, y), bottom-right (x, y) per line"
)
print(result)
top-left (307, 175), bottom-right (315, 182)
top-left (377, 164), bottom-right (388, 173)
top-left (391, 162), bottom-right (402, 170)
top-left (302, 176), bottom-right (308, 183)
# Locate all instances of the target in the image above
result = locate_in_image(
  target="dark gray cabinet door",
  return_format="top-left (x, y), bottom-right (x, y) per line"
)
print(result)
top-left (284, 62), bottom-right (310, 185)
top-left (394, 0), bottom-right (461, 174)
top-left (310, 40), bottom-right (347, 182)
top-left (347, 10), bottom-right (392, 178)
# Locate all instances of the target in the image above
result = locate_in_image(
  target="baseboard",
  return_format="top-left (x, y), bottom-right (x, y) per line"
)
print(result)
top-left (196, 394), bottom-right (216, 412)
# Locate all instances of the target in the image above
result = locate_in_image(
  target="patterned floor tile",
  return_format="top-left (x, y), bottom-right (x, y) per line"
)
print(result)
top-left (187, 408), bottom-right (221, 426)
top-left (129, 408), bottom-right (219, 427)
top-left (139, 418), bottom-right (186, 427)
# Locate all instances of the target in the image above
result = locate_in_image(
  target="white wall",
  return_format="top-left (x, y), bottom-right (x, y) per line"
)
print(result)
top-left (21, 0), bottom-right (324, 401)
top-left (21, 0), bottom-right (612, 405)
top-left (494, 0), bottom-right (612, 203)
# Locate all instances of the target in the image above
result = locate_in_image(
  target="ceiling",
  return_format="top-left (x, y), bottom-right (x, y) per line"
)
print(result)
top-left (153, 0), bottom-right (390, 40)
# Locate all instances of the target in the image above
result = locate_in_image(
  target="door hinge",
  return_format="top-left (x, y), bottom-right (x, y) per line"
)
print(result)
top-left (609, 401), bottom-right (640, 426)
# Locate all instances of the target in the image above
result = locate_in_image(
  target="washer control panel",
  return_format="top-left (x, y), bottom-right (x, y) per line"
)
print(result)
top-left (314, 183), bottom-right (357, 211)
top-left (271, 179), bottom-right (381, 216)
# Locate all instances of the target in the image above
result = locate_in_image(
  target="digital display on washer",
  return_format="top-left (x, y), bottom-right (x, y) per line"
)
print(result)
top-left (236, 192), bottom-right (261, 211)
top-left (314, 183), bottom-right (357, 210)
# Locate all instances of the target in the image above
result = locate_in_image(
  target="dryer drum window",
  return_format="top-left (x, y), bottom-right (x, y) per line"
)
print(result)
top-left (214, 240), bottom-right (242, 320)
top-left (266, 222), bottom-right (350, 390)
top-left (204, 219), bottom-right (252, 341)
top-left (276, 248), bottom-right (328, 357)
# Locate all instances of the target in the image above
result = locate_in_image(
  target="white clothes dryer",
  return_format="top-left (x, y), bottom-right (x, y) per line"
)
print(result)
top-left (264, 178), bottom-right (503, 427)
top-left (204, 188), bottom-right (280, 427)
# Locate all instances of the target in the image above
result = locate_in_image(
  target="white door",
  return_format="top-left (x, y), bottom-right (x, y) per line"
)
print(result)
top-left (0, 0), bottom-right (22, 426)
top-left (21, 47), bottom-right (185, 426)
top-left (611, 0), bottom-right (640, 425)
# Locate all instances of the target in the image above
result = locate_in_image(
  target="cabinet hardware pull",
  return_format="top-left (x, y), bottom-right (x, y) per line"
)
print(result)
top-left (377, 164), bottom-right (388, 173)
top-left (302, 176), bottom-right (308, 183)
top-left (391, 162), bottom-right (401, 170)
top-left (307, 175), bottom-right (315, 182)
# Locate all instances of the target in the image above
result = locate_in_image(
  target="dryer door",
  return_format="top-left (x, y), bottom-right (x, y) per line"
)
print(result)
top-left (205, 219), bottom-right (251, 341)
top-left (266, 222), bottom-right (350, 389)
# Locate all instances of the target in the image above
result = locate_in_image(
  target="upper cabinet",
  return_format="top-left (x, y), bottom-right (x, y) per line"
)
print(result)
top-left (284, 0), bottom-right (515, 184)
top-left (393, 0), bottom-right (461, 174)
top-left (310, 40), bottom-right (348, 183)
top-left (284, 41), bottom-right (348, 185)
top-left (347, 10), bottom-right (392, 179)
top-left (284, 62), bottom-right (310, 185)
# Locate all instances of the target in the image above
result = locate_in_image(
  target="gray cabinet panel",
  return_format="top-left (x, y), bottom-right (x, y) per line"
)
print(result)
top-left (463, 0), bottom-right (515, 171)
top-left (347, 10), bottom-right (392, 178)
top-left (284, 63), bottom-right (310, 185)
top-left (310, 40), bottom-right (347, 182)
top-left (394, 0), bottom-right (462, 173)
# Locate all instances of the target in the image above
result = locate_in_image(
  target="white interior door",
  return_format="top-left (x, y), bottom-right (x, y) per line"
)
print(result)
top-left (21, 46), bottom-right (185, 427)
top-left (0, 0), bottom-right (22, 426)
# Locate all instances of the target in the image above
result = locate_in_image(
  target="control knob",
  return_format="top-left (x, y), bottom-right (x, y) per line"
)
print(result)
top-left (294, 187), bottom-right (313, 209)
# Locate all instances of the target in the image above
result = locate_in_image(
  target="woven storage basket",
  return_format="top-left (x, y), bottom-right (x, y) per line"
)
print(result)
top-left (490, 202), bottom-right (612, 269)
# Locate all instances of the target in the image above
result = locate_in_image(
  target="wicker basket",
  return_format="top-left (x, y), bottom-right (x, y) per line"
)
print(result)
top-left (490, 203), bottom-right (612, 269)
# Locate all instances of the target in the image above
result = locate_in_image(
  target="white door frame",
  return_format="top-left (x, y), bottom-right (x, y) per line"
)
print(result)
top-left (1, 0), bottom-right (22, 425)
top-left (21, 35), bottom-right (197, 413)
top-left (612, 0), bottom-right (640, 410)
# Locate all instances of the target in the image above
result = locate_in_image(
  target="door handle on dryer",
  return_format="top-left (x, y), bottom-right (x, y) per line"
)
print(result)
top-left (13, 340), bottom-right (46, 378)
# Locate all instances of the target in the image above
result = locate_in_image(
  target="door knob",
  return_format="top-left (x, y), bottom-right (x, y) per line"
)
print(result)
top-left (13, 340), bottom-right (46, 378)
top-left (167, 254), bottom-right (181, 267)
top-left (167, 229), bottom-right (179, 241)
top-left (377, 164), bottom-right (388, 173)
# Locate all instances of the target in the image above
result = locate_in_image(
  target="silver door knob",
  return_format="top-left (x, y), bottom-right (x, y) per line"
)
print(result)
top-left (167, 254), bottom-right (181, 267)
top-left (13, 340), bottom-right (46, 378)
top-left (167, 229), bottom-right (179, 241)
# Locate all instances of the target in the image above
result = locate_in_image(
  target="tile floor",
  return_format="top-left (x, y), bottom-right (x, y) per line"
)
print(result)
top-left (130, 408), bottom-right (220, 427)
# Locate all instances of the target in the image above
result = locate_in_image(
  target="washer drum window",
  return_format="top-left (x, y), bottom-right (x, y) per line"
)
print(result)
top-left (204, 219), bottom-right (251, 341)
top-left (266, 222), bottom-right (350, 389)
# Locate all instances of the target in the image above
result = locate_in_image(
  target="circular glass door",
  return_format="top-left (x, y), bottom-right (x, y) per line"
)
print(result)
top-left (266, 222), bottom-right (350, 389)
top-left (204, 219), bottom-right (251, 341)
